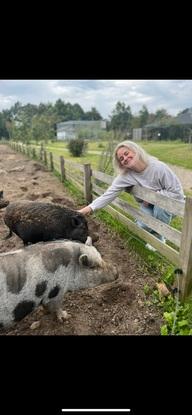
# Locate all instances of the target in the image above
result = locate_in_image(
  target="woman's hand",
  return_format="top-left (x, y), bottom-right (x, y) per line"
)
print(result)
top-left (78, 206), bottom-right (92, 215)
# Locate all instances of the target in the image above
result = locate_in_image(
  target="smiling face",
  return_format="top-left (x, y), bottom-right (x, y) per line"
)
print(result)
top-left (116, 146), bottom-right (138, 170)
top-left (116, 146), bottom-right (148, 173)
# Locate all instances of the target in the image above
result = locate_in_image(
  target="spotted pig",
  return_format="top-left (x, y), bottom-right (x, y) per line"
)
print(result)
top-left (0, 238), bottom-right (118, 329)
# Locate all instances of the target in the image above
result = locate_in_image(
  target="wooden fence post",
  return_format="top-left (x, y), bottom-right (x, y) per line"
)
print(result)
top-left (49, 152), bottom-right (54, 171)
top-left (32, 148), bottom-right (36, 159)
top-left (179, 196), bottom-right (192, 300)
top-left (60, 156), bottom-right (65, 181)
top-left (43, 150), bottom-right (47, 165)
top-left (39, 147), bottom-right (43, 160)
top-left (84, 163), bottom-right (92, 204)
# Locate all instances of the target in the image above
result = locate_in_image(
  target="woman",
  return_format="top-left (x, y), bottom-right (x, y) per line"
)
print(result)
top-left (78, 141), bottom-right (184, 249)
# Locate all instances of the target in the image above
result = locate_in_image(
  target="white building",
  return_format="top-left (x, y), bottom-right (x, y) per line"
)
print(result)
top-left (57, 120), bottom-right (106, 140)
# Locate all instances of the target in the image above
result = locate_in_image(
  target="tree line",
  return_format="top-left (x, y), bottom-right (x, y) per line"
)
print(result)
top-left (0, 98), bottom-right (187, 142)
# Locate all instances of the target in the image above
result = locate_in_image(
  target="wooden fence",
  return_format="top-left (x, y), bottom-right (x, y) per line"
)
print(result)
top-left (11, 142), bottom-right (192, 301)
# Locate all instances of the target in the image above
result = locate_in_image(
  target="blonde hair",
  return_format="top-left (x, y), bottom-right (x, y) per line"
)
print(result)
top-left (113, 140), bottom-right (150, 174)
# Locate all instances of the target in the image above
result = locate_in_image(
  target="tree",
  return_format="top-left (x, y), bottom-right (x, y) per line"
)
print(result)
top-left (154, 108), bottom-right (169, 121)
top-left (109, 101), bottom-right (133, 132)
top-left (73, 103), bottom-right (84, 120)
top-left (97, 131), bottom-right (117, 175)
top-left (54, 100), bottom-right (86, 122)
top-left (30, 114), bottom-right (56, 143)
top-left (0, 113), bottom-right (9, 139)
top-left (54, 99), bottom-right (67, 118)
top-left (138, 105), bottom-right (149, 127)
top-left (83, 107), bottom-right (102, 120)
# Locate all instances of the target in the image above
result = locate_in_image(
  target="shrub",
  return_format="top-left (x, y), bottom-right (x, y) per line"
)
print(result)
top-left (67, 139), bottom-right (87, 157)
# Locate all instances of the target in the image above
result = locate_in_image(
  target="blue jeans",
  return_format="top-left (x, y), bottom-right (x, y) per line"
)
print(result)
top-left (136, 203), bottom-right (172, 242)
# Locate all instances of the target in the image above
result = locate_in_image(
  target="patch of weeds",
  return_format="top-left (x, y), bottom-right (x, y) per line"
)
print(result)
top-left (162, 265), bottom-right (175, 286)
top-left (62, 179), bottom-right (85, 205)
top-left (147, 287), bottom-right (192, 335)
top-left (143, 284), bottom-right (152, 295)
top-left (95, 209), bottom-right (172, 277)
top-left (53, 169), bottom-right (61, 180)
top-left (160, 297), bottom-right (192, 335)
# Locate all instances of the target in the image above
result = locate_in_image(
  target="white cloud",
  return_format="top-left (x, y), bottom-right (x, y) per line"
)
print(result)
top-left (0, 79), bottom-right (192, 119)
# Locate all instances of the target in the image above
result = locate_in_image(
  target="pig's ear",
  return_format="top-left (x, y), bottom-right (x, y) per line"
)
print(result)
top-left (71, 216), bottom-right (81, 227)
top-left (79, 254), bottom-right (90, 267)
top-left (85, 236), bottom-right (92, 246)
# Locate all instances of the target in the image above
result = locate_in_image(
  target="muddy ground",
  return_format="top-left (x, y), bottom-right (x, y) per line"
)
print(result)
top-left (0, 144), bottom-right (171, 335)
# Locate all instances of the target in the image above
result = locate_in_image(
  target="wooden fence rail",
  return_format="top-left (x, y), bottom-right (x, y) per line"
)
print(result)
top-left (11, 142), bottom-right (192, 300)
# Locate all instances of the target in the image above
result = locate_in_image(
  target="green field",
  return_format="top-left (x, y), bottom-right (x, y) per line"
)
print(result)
top-left (140, 140), bottom-right (192, 169)
top-left (43, 139), bottom-right (192, 170)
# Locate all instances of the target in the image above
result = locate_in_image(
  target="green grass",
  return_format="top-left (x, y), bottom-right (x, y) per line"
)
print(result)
top-left (43, 139), bottom-right (192, 169)
top-left (140, 140), bottom-right (192, 169)
top-left (45, 143), bottom-right (101, 169)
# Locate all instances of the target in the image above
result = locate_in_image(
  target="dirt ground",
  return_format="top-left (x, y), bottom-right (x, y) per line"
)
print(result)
top-left (0, 144), bottom-right (189, 336)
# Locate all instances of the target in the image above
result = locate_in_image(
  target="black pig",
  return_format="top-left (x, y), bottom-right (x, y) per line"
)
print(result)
top-left (4, 201), bottom-right (89, 245)
top-left (0, 190), bottom-right (9, 209)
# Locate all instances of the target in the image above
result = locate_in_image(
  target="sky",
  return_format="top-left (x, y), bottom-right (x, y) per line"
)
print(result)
top-left (0, 79), bottom-right (192, 119)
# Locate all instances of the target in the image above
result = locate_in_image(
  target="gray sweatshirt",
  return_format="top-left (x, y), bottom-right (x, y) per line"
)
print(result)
top-left (89, 158), bottom-right (185, 211)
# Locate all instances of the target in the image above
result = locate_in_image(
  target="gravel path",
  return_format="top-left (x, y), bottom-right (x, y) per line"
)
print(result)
top-left (167, 164), bottom-right (192, 193)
